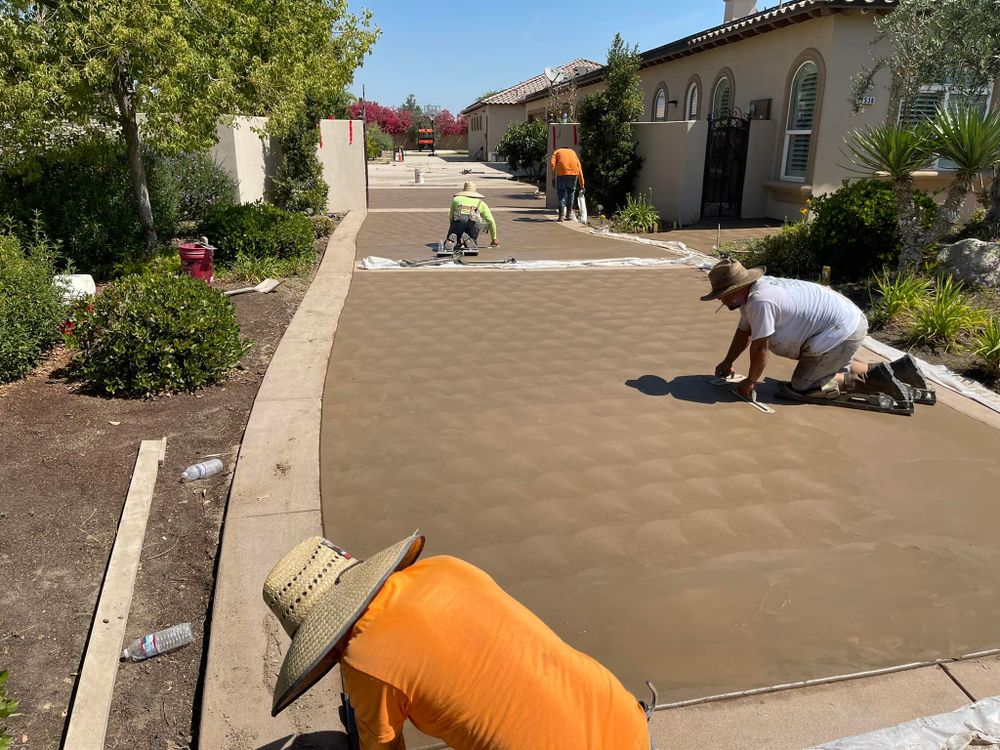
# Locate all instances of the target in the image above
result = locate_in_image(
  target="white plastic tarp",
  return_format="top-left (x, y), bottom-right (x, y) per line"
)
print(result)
top-left (357, 255), bottom-right (705, 271)
top-left (53, 274), bottom-right (96, 302)
top-left (810, 696), bottom-right (1000, 749)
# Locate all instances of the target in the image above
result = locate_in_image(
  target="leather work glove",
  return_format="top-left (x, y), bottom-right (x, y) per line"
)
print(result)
top-left (714, 361), bottom-right (734, 379)
top-left (490, 240), bottom-right (500, 248)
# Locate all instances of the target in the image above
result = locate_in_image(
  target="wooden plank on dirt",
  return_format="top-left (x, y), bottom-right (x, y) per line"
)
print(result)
top-left (63, 438), bottom-right (165, 750)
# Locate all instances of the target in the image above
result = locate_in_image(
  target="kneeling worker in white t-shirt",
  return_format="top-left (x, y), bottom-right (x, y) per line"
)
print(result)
top-left (702, 259), bottom-right (933, 408)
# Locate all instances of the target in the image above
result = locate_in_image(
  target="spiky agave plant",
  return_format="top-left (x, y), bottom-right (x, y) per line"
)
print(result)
top-left (845, 124), bottom-right (935, 272)
top-left (926, 105), bottom-right (1000, 236)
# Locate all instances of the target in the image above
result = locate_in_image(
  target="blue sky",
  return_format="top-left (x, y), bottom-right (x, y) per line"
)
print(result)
top-left (348, 1), bottom-right (782, 114)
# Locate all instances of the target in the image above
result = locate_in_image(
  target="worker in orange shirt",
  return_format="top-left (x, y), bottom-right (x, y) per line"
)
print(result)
top-left (550, 146), bottom-right (586, 222)
top-left (264, 532), bottom-right (656, 749)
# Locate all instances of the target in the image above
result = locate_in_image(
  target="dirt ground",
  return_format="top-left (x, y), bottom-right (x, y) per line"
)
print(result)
top-left (0, 238), bottom-right (326, 750)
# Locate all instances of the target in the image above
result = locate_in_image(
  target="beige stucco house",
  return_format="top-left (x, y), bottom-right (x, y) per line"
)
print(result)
top-left (461, 59), bottom-right (600, 161)
top-left (518, 0), bottom-right (996, 222)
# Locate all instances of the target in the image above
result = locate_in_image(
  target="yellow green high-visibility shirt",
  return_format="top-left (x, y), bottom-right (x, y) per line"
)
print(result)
top-left (449, 194), bottom-right (497, 241)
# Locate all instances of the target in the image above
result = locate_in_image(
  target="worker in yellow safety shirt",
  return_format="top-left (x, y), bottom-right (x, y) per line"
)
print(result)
top-left (263, 531), bottom-right (657, 749)
top-left (443, 181), bottom-right (499, 252)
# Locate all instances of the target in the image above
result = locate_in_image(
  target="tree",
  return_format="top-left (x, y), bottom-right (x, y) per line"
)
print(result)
top-left (478, 89), bottom-right (501, 101)
top-left (401, 93), bottom-right (422, 117)
top-left (0, 0), bottom-right (378, 254)
top-left (348, 101), bottom-right (412, 135)
top-left (846, 106), bottom-right (1000, 272)
top-left (496, 120), bottom-right (548, 182)
top-left (577, 34), bottom-right (644, 212)
top-left (434, 110), bottom-right (468, 137)
top-left (852, 0), bottom-right (1000, 220)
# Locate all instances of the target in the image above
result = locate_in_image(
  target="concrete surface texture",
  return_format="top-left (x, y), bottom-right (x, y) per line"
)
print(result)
top-left (321, 265), bottom-right (1000, 707)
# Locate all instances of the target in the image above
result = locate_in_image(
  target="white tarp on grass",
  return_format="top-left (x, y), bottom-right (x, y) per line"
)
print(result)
top-left (357, 255), bottom-right (707, 271)
top-left (811, 696), bottom-right (1000, 749)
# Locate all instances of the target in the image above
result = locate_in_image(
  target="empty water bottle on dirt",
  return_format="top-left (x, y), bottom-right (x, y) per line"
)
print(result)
top-left (122, 623), bottom-right (193, 661)
top-left (180, 458), bottom-right (223, 482)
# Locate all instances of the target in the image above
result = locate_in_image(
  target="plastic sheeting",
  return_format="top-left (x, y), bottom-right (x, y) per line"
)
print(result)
top-left (811, 696), bottom-right (1000, 749)
top-left (357, 255), bottom-right (707, 271)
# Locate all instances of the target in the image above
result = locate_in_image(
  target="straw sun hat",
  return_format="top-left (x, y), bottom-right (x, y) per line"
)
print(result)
top-left (263, 531), bottom-right (425, 715)
top-left (456, 181), bottom-right (485, 198)
top-left (700, 259), bottom-right (765, 302)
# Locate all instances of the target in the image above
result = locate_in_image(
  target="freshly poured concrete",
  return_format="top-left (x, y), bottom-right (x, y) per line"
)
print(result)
top-left (321, 268), bottom-right (1000, 702)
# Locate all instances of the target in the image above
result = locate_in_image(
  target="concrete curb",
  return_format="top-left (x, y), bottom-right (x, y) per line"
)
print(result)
top-left (198, 210), bottom-right (365, 749)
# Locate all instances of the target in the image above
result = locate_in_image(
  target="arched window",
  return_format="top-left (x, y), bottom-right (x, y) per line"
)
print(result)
top-left (652, 86), bottom-right (667, 121)
top-left (712, 77), bottom-right (732, 116)
top-left (782, 60), bottom-right (820, 181)
top-left (685, 82), bottom-right (700, 120)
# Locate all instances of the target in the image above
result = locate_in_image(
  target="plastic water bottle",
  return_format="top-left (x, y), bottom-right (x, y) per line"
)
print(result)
top-left (180, 458), bottom-right (223, 482)
top-left (122, 623), bottom-right (193, 661)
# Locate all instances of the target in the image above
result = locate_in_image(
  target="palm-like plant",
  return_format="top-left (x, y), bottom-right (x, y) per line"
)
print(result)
top-left (845, 123), bottom-right (936, 272)
top-left (926, 105), bottom-right (1000, 235)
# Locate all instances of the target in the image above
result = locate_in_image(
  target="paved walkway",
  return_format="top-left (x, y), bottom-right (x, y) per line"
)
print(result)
top-left (313, 161), bottom-right (1000, 748)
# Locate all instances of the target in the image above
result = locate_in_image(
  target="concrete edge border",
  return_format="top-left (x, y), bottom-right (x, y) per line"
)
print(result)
top-left (198, 209), bottom-right (366, 749)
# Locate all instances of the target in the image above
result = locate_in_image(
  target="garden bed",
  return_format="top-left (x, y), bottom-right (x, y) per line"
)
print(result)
top-left (0, 235), bottom-right (329, 750)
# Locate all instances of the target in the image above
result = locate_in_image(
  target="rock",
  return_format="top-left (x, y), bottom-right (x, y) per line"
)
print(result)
top-left (937, 238), bottom-right (1000, 288)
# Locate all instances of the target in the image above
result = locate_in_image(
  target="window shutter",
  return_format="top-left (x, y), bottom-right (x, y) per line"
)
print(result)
top-left (687, 84), bottom-right (699, 120)
top-left (654, 89), bottom-right (667, 121)
top-left (788, 64), bottom-right (818, 130)
top-left (900, 91), bottom-right (944, 124)
top-left (714, 79), bottom-right (731, 116)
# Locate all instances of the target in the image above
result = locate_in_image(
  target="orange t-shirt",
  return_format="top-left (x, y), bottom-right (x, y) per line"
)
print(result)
top-left (340, 556), bottom-right (648, 750)
top-left (550, 148), bottom-right (585, 186)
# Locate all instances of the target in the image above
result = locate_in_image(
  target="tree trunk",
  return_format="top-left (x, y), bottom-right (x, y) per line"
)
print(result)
top-left (894, 178), bottom-right (925, 273)
top-left (928, 172), bottom-right (973, 244)
top-left (112, 72), bottom-right (158, 254)
top-left (987, 167), bottom-right (1000, 223)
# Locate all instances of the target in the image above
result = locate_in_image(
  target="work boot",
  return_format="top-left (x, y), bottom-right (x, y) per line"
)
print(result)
top-left (848, 363), bottom-right (912, 404)
top-left (443, 233), bottom-right (458, 252)
top-left (889, 354), bottom-right (929, 391)
top-left (568, 210), bottom-right (578, 222)
top-left (557, 207), bottom-right (565, 222)
top-left (795, 378), bottom-right (842, 400)
top-left (464, 237), bottom-right (478, 253)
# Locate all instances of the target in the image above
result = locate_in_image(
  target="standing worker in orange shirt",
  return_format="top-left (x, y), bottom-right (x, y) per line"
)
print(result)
top-left (264, 532), bottom-right (656, 749)
top-left (551, 146), bottom-right (585, 222)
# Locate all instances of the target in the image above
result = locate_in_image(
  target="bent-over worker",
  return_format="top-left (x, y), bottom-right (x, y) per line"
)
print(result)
top-left (703, 259), bottom-right (928, 405)
top-left (264, 532), bottom-right (654, 749)
top-left (550, 146), bottom-right (585, 222)
top-left (444, 181), bottom-right (499, 252)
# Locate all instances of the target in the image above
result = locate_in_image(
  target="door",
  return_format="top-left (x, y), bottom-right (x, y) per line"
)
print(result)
top-left (701, 110), bottom-right (751, 219)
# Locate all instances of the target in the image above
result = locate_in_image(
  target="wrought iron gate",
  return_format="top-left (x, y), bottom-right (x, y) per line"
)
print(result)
top-left (701, 110), bottom-right (751, 219)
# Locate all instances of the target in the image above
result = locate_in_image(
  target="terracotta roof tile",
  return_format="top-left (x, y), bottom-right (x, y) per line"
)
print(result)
top-left (462, 59), bottom-right (601, 113)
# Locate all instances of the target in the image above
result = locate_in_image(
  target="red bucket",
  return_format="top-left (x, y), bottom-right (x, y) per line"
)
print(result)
top-left (178, 242), bottom-right (215, 283)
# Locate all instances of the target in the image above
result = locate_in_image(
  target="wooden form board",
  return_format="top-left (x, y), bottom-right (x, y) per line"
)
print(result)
top-left (63, 438), bottom-right (165, 750)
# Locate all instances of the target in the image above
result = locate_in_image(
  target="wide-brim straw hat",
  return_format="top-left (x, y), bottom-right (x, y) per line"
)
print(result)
top-left (455, 180), bottom-right (485, 198)
top-left (700, 259), bottom-right (765, 301)
top-left (263, 531), bottom-right (425, 715)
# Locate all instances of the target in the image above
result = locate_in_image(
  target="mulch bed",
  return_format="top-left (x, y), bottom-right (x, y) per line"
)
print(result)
top-left (840, 281), bottom-right (1000, 396)
top-left (0, 235), bottom-right (329, 750)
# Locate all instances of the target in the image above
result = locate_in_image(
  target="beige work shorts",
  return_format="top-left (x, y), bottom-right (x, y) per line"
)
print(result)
top-left (790, 319), bottom-right (868, 391)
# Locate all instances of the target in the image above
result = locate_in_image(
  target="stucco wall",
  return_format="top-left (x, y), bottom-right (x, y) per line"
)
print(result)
top-left (317, 119), bottom-right (366, 213)
top-left (466, 104), bottom-right (487, 159)
top-left (485, 104), bottom-right (527, 158)
top-left (211, 117), bottom-right (275, 204)
top-left (632, 121), bottom-right (707, 227)
top-left (545, 124), bottom-right (582, 209)
top-left (211, 116), bottom-right (366, 212)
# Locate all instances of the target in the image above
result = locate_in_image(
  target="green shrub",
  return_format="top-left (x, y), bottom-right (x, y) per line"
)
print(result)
top-left (200, 203), bottom-right (315, 266)
top-left (0, 135), bottom-right (235, 277)
top-left (73, 272), bottom-right (249, 397)
top-left (906, 276), bottom-right (987, 349)
top-left (974, 316), bottom-right (1000, 372)
top-left (496, 120), bottom-right (548, 181)
top-left (310, 215), bottom-right (337, 238)
top-left (809, 179), bottom-right (937, 281)
top-left (217, 253), bottom-right (312, 284)
top-left (1, 670), bottom-right (17, 750)
top-left (869, 269), bottom-right (933, 327)
top-left (366, 123), bottom-right (394, 160)
top-left (150, 151), bottom-right (238, 224)
top-left (611, 193), bottom-right (660, 233)
top-left (270, 109), bottom-right (329, 215)
top-left (734, 221), bottom-right (817, 279)
top-left (0, 231), bottom-right (66, 384)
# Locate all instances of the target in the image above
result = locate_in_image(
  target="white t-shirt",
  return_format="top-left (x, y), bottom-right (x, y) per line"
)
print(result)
top-left (738, 277), bottom-right (865, 358)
